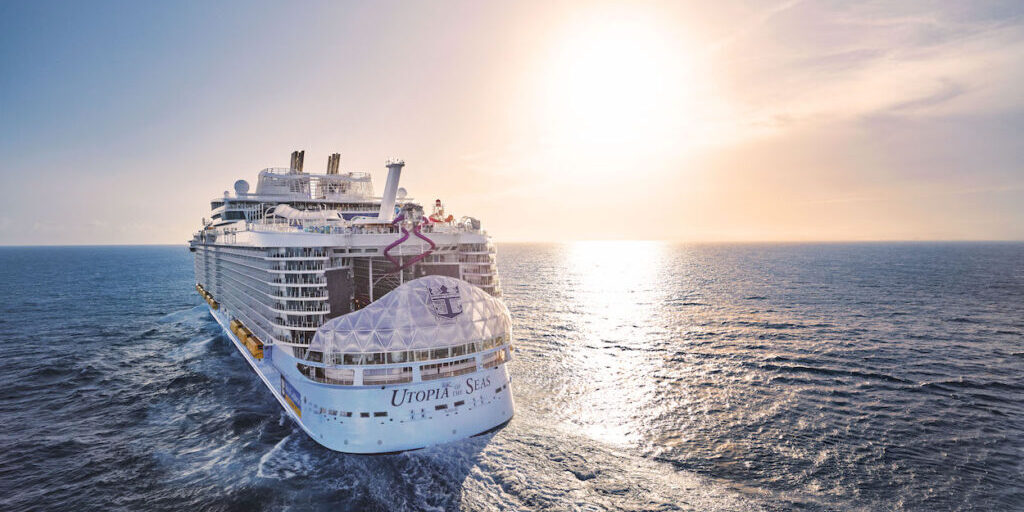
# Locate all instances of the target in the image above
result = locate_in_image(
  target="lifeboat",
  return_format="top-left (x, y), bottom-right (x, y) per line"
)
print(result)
top-left (244, 333), bottom-right (264, 360)
top-left (231, 321), bottom-right (264, 359)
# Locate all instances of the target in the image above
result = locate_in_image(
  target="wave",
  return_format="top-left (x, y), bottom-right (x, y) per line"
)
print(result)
top-left (946, 317), bottom-right (980, 324)
top-left (919, 379), bottom-right (1023, 393)
top-left (753, 362), bottom-right (912, 385)
top-left (256, 432), bottom-right (313, 480)
top-left (157, 305), bottom-right (213, 326)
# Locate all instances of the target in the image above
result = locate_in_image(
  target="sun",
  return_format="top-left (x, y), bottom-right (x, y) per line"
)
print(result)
top-left (536, 8), bottom-right (693, 152)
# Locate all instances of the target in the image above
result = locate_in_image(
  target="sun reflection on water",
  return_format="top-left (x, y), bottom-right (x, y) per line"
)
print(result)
top-left (558, 240), bottom-right (671, 446)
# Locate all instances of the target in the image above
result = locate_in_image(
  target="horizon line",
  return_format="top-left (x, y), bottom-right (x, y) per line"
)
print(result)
top-left (2, 239), bottom-right (1024, 248)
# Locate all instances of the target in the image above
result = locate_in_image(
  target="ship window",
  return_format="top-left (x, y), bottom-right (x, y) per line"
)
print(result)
top-left (387, 351), bottom-right (409, 364)
top-left (435, 404), bottom-right (447, 411)
top-left (420, 357), bottom-right (477, 381)
top-left (454, 400), bottom-right (465, 407)
top-left (363, 366), bottom-right (413, 385)
top-left (373, 412), bottom-right (387, 417)
top-left (360, 412), bottom-right (370, 418)
top-left (451, 344), bottom-right (467, 357)
top-left (296, 363), bottom-right (354, 385)
top-left (481, 348), bottom-right (507, 369)
top-left (415, 349), bottom-right (431, 361)
top-left (430, 348), bottom-right (449, 360)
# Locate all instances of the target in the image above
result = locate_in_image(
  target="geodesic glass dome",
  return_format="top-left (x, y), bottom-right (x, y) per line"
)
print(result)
top-left (309, 275), bottom-right (511, 359)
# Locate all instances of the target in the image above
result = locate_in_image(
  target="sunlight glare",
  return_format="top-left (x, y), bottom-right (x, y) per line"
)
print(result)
top-left (560, 240), bottom-right (669, 446)
top-left (538, 9), bottom-right (693, 153)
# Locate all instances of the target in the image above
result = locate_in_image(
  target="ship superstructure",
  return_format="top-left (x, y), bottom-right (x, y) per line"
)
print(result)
top-left (190, 151), bottom-right (512, 453)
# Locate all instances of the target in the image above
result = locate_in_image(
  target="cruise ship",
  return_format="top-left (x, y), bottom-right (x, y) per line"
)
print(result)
top-left (189, 151), bottom-right (514, 453)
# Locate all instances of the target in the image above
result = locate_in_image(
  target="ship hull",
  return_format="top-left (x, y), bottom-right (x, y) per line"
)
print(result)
top-left (207, 306), bottom-right (515, 454)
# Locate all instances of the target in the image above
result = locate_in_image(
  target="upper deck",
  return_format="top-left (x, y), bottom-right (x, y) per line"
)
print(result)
top-left (205, 152), bottom-right (409, 225)
top-left (247, 167), bottom-right (374, 201)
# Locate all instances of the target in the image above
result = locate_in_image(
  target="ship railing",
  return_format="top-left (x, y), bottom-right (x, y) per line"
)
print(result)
top-left (269, 290), bottom-right (328, 299)
top-left (267, 248), bottom-right (328, 259)
top-left (272, 264), bottom-right (325, 272)
top-left (362, 367), bottom-right (414, 385)
top-left (271, 318), bottom-right (325, 330)
top-left (269, 275), bottom-right (326, 284)
top-left (298, 365), bottom-right (356, 386)
top-left (459, 254), bottom-right (496, 263)
top-left (480, 348), bottom-right (509, 369)
top-left (419, 357), bottom-right (478, 381)
top-left (273, 303), bottom-right (331, 313)
top-left (311, 335), bottom-right (508, 367)
top-left (462, 270), bottom-right (496, 277)
top-left (250, 222), bottom-right (302, 233)
top-left (423, 224), bottom-right (472, 235)
top-left (290, 343), bottom-right (512, 386)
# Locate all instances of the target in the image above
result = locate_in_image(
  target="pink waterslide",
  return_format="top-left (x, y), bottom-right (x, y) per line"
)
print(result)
top-left (383, 214), bottom-right (437, 274)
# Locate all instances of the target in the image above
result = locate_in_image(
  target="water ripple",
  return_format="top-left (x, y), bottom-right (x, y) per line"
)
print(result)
top-left (0, 243), bottom-right (1022, 511)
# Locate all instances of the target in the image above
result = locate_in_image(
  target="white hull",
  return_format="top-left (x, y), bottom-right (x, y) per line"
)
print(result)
top-left (208, 306), bottom-right (515, 454)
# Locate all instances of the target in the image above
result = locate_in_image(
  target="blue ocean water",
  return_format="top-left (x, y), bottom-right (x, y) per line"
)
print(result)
top-left (0, 243), bottom-right (1021, 511)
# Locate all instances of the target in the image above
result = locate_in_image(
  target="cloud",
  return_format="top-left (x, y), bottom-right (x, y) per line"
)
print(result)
top-left (706, 0), bottom-right (806, 55)
top-left (886, 79), bottom-right (968, 113)
top-left (713, 1), bottom-right (1024, 138)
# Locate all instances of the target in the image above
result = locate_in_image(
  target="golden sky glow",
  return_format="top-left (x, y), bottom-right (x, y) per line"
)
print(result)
top-left (1, 1), bottom-right (1022, 244)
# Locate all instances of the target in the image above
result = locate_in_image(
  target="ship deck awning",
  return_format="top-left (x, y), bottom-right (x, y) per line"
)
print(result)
top-left (310, 276), bottom-right (511, 355)
top-left (270, 204), bottom-right (345, 222)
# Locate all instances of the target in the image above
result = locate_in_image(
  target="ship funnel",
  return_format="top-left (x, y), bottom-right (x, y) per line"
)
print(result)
top-left (377, 159), bottom-right (405, 223)
top-left (290, 150), bottom-right (305, 173)
top-left (326, 153), bottom-right (341, 174)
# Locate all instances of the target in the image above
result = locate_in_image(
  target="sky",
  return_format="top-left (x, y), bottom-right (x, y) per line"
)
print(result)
top-left (1, 0), bottom-right (1023, 244)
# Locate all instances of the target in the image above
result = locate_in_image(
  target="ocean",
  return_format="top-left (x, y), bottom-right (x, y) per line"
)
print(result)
top-left (0, 243), bottom-right (1021, 511)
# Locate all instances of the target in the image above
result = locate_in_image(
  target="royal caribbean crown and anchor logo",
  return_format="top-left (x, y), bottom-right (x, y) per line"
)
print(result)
top-left (427, 284), bottom-right (463, 319)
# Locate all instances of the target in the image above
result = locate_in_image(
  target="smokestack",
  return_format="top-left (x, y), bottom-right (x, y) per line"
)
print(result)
top-left (377, 159), bottom-right (405, 223)
top-left (290, 150), bottom-right (305, 172)
top-left (326, 153), bottom-right (341, 174)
